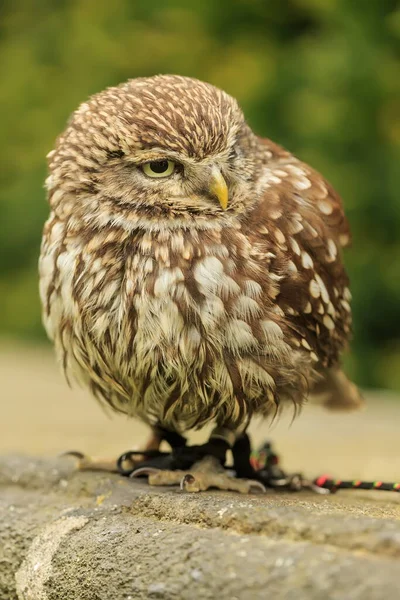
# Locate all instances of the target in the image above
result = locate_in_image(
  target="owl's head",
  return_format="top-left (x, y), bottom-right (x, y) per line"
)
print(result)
top-left (47, 75), bottom-right (265, 228)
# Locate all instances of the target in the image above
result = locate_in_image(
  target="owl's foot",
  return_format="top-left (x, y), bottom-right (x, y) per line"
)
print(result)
top-left (125, 437), bottom-right (266, 494)
top-left (131, 455), bottom-right (266, 494)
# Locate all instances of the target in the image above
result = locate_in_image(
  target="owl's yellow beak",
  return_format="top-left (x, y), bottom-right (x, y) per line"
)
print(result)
top-left (209, 167), bottom-right (229, 210)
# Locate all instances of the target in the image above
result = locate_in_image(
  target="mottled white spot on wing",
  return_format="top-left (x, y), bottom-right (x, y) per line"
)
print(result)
top-left (318, 200), bottom-right (333, 215)
top-left (339, 233), bottom-right (350, 246)
top-left (270, 209), bottom-right (282, 220)
top-left (290, 238), bottom-right (301, 256)
top-left (301, 252), bottom-right (314, 269)
top-left (309, 279), bottom-right (320, 298)
top-left (293, 178), bottom-right (311, 191)
top-left (327, 302), bottom-right (336, 317)
top-left (343, 287), bottom-right (352, 301)
top-left (303, 302), bottom-right (312, 314)
top-left (268, 175), bottom-right (282, 185)
top-left (327, 239), bottom-right (337, 261)
top-left (306, 224), bottom-right (319, 238)
top-left (323, 315), bottom-right (335, 330)
top-left (341, 299), bottom-right (351, 312)
top-left (315, 273), bottom-right (330, 304)
top-left (274, 229), bottom-right (286, 245)
top-left (288, 220), bottom-right (304, 234)
top-left (274, 169), bottom-right (289, 178)
top-left (287, 165), bottom-right (306, 177)
top-left (271, 305), bottom-right (285, 317)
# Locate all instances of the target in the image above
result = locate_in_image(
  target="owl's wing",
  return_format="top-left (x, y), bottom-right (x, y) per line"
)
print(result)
top-left (244, 143), bottom-right (352, 369)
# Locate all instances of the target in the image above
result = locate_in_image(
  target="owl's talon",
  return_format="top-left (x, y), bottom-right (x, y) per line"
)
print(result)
top-left (60, 450), bottom-right (86, 460)
top-left (130, 467), bottom-right (161, 478)
top-left (180, 475), bottom-right (201, 493)
top-left (180, 473), bottom-right (196, 491)
top-left (248, 480), bottom-right (267, 494)
top-left (117, 451), bottom-right (150, 475)
top-left (181, 473), bottom-right (195, 485)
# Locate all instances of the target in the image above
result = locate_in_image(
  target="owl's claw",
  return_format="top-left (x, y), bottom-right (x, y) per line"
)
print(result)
top-left (61, 450), bottom-right (86, 460)
top-left (60, 450), bottom-right (127, 473)
top-left (130, 467), bottom-right (161, 478)
top-left (180, 473), bottom-right (196, 490)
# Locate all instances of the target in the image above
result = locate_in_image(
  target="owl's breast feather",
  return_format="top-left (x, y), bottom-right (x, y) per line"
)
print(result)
top-left (40, 221), bottom-right (319, 427)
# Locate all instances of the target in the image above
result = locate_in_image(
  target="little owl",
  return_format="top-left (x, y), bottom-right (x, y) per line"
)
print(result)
top-left (40, 75), bottom-right (362, 493)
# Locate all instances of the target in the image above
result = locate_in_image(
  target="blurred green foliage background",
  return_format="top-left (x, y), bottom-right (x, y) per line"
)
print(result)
top-left (1, 0), bottom-right (399, 391)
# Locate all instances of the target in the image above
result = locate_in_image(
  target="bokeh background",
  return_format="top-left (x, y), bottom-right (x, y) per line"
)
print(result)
top-left (1, 0), bottom-right (400, 395)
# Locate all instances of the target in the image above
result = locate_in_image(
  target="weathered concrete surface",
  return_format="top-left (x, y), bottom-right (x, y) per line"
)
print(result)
top-left (1, 455), bottom-right (400, 600)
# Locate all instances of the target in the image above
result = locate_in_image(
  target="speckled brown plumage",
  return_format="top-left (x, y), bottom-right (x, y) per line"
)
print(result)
top-left (40, 75), bottom-right (361, 440)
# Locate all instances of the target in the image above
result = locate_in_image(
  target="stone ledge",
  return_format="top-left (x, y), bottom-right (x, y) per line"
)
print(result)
top-left (1, 455), bottom-right (400, 600)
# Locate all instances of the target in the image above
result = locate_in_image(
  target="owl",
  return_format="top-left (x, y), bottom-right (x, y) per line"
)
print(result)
top-left (40, 75), bottom-right (362, 493)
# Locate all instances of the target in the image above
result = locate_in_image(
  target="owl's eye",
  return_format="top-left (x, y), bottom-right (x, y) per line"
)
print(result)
top-left (141, 160), bottom-right (176, 178)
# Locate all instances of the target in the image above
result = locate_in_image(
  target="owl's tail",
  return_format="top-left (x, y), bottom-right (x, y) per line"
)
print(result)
top-left (310, 367), bottom-right (364, 411)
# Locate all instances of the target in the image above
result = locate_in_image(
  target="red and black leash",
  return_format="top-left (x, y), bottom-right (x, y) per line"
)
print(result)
top-left (313, 475), bottom-right (400, 493)
top-left (250, 441), bottom-right (400, 494)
